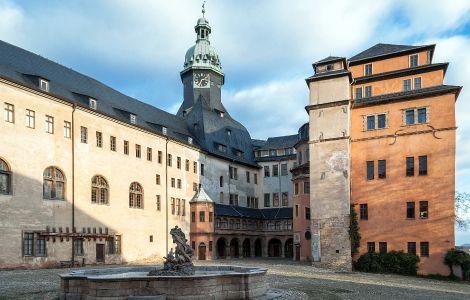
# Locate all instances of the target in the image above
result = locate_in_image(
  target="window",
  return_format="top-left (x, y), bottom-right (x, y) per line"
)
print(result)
top-left (182, 199), bottom-right (186, 216)
top-left (217, 144), bottom-right (226, 152)
top-left (4, 103), bottom-right (14, 123)
top-left (23, 233), bottom-right (34, 256)
top-left (366, 161), bottom-right (374, 180)
top-left (162, 126), bottom-right (167, 135)
top-left (295, 205), bottom-right (299, 217)
top-left (282, 192), bottom-right (288, 207)
top-left (191, 211), bottom-right (195, 222)
top-left (177, 157), bottom-right (181, 169)
top-left (130, 114), bottom-right (136, 124)
top-left (294, 182), bottom-right (299, 195)
top-left (418, 155), bottom-right (428, 176)
top-left (107, 237), bottom-right (116, 254)
top-left (409, 54), bottom-right (418, 67)
top-left (80, 127), bottom-right (88, 143)
top-left (377, 114), bottom-right (386, 129)
top-left (209, 241), bottom-right (213, 251)
top-left (110, 136), bottom-right (116, 151)
top-left (147, 147), bottom-right (152, 161)
top-left (0, 159), bottom-right (11, 194)
top-left (414, 77), bottom-right (422, 89)
top-left (129, 182), bottom-right (143, 209)
top-left (43, 167), bottom-right (65, 200)
top-left (281, 163), bottom-right (288, 176)
top-left (158, 151), bottom-right (162, 164)
top-left (364, 63), bottom-right (372, 76)
top-left (272, 165), bottom-right (279, 177)
top-left (355, 87), bottom-right (363, 99)
top-left (36, 237), bottom-right (46, 256)
top-left (96, 131), bottom-right (102, 148)
top-left (379, 242), bottom-right (387, 254)
top-left (367, 116), bottom-right (375, 130)
top-left (89, 98), bottom-right (97, 109)
top-left (156, 174), bottom-right (161, 185)
top-left (176, 198), bottom-right (180, 215)
top-left (124, 140), bottom-right (129, 155)
top-left (408, 242), bottom-right (416, 255)
top-left (193, 182), bottom-right (198, 192)
top-left (171, 178), bottom-right (175, 188)
top-left (420, 242), bottom-right (429, 257)
top-left (419, 201), bottom-right (428, 218)
top-left (304, 181), bottom-right (310, 194)
top-left (134, 144), bottom-right (141, 158)
top-left (177, 179), bottom-right (182, 189)
top-left (378, 160), bottom-right (386, 179)
top-left (229, 193), bottom-right (239, 206)
top-left (246, 171), bottom-right (250, 183)
top-left (74, 239), bottom-right (84, 256)
top-left (367, 242), bottom-right (375, 253)
top-left (254, 173), bottom-right (258, 184)
top-left (167, 154), bottom-right (172, 167)
top-left (326, 64), bottom-right (333, 71)
top-left (406, 202), bottom-right (415, 219)
top-left (61, 121), bottom-right (71, 139)
top-left (193, 161), bottom-right (197, 173)
top-left (417, 108), bottom-right (426, 124)
top-left (39, 79), bottom-right (49, 92)
top-left (264, 193), bottom-right (270, 207)
top-left (45, 115), bottom-right (54, 134)
top-left (264, 165), bottom-right (270, 177)
top-left (365, 86), bottom-right (372, 97)
top-left (171, 198), bottom-right (175, 214)
top-left (406, 157), bottom-right (414, 176)
top-left (25, 109), bottom-right (35, 128)
top-left (360, 204), bottom-right (368, 220)
top-left (201, 164), bottom-right (205, 176)
top-left (298, 151), bottom-right (302, 165)
top-left (199, 211), bottom-right (205, 222)
top-left (305, 207), bottom-right (311, 220)
top-left (156, 195), bottom-right (161, 211)
top-left (272, 192), bottom-right (279, 207)
top-left (91, 175), bottom-right (108, 205)
top-left (219, 192), bottom-right (224, 203)
top-left (403, 79), bottom-right (412, 91)
top-left (229, 166), bottom-right (237, 179)
top-left (185, 159), bottom-right (190, 171)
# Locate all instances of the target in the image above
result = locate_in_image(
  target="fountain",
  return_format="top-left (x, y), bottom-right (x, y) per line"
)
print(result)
top-left (59, 226), bottom-right (278, 299)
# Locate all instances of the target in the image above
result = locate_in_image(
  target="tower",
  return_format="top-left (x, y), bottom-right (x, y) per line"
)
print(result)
top-left (306, 57), bottom-right (352, 271)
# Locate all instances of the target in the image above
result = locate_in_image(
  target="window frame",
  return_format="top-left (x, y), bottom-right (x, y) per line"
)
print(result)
top-left (25, 109), bottom-right (35, 128)
top-left (406, 201), bottom-right (415, 219)
top-left (409, 54), bottom-right (419, 68)
top-left (64, 121), bottom-right (71, 139)
top-left (364, 63), bottom-right (373, 76)
top-left (360, 203), bottom-right (368, 220)
top-left (0, 158), bottom-right (12, 195)
top-left (366, 161), bottom-right (374, 180)
top-left (45, 115), bottom-right (54, 134)
top-left (43, 166), bottom-right (66, 200)
top-left (129, 182), bottom-right (143, 209)
top-left (91, 175), bottom-right (109, 205)
top-left (378, 160), bottom-right (386, 179)
top-left (80, 127), bottom-right (88, 143)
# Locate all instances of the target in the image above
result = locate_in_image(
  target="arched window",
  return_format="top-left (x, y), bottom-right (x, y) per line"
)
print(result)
top-left (0, 158), bottom-right (11, 194)
top-left (43, 167), bottom-right (65, 200)
top-left (129, 182), bottom-right (143, 209)
top-left (91, 175), bottom-right (109, 205)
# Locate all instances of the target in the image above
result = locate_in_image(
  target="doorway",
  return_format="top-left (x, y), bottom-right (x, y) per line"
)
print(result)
top-left (198, 243), bottom-right (207, 260)
top-left (96, 244), bottom-right (105, 263)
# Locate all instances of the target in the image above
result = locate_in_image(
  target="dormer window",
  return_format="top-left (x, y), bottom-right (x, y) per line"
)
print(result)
top-left (235, 150), bottom-right (243, 157)
top-left (217, 144), bottom-right (227, 152)
top-left (226, 129), bottom-right (231, 136)
top-left (130, 114), bottom-right (136, 124)
top-left (409, 54), bottom-right (418, 67)
top-left (188, 137), bottom-right (193, 144)
top-left (182, 110), bottom-right (186, 117)
top-left (162, 126), bottom-right (167, 135)
top-left (215, 110), bottom-right (224, 118)
top-left (326, 64), bottom-right (334, 71)
top-left (364, 63), bottom-right (373, 76)
top-left (89, 98), bottom-right (97, 110)
top-left (39, 79), bottom-right (49, 92)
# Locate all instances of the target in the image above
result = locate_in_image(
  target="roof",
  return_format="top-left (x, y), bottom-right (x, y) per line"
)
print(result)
top-left (0, 40), bottom-right (195, 146)
top-left (305, 69), bottom-right (352, 83)
top-left (252, 134), bottom-right (298, 150)
top-left (190, 187), bottom-right (213, 203)
top-left (354, 63), bottom-right (449, 84)
top-left (348, 43), bottom-right (435, 65)
top-left (214, 203), bottom-right (292, 220)
top-left (312, 56), bottom-right (346, 68)
top-left (254, 154), bottom-right (296, 162)
top-left (352, 85), bottom-right (462, 107)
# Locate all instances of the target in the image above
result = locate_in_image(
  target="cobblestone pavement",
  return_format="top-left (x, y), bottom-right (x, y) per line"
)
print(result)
top-left (1, 258), bottom-right (469, 299)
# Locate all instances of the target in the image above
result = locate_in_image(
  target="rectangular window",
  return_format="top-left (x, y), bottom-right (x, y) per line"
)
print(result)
top-left (201, 164), bottom-right (205, 176)
top-left (409, 54), bottom-right (418, 67)
top-left (365, 86), bottom-right (372, 97)
top-left (419, 201), bottom-right (428, 219)
top-left (191, 211), bottom-right (195, 222)
top-left (304, 181), bottom-right (310, 194)
top-left (167, 154), bottom-right (172, 167)
top-left (156, 195), bottom-right (161, 211)
top-left (185, 159), bottom-right (190, 171)
top-left (420, 242), bottom-right (429, 257)
top-left (355, 87), bottom-right (363, 99)
top-left (295, 205), bottom-right (299, 217)
top-left (135, 144), bottom-right (141, 158)
top-left (193, 182), bottom-right (198, 192)
top-left (406, 157), bottom-right (414, 176)
top-left (110, 136), bottom-right (116, 151)
top-left (408, 242), bottom-right (416, 255)
top-left (264, 166), bottom-right (270, 177)
top-left (377, 114), bottom-right (386, 129)
top-left (305, 207), bottom-right (311, 220)
top-left (360, 204), bottom-right (368, 220)
top-left (219, 192), bottom-right (224, 203)
top-left (281, 163), bottom-right (288, 176)
top-left (367, 115), bottom-right (375, 130)
top-left (36, 237), bottom-right (46, 256)
top-left (254, 173), bottom-right (258, 184)
top-left (4, 103), bottom-right (14, 123)
top-left (74, 239), bottom-right (84, 256)
top-left (209, 241), bottom-right (213, 251)
top-left (156, 174), bottom-right (161, 185)
top-left (379, 242), bottom-right (387, 254)
top-left (417, 108), bottom-right (427, 124)
top-left (366, 161), bottom-right (374, 180)
top-left (26, 109), bottom-right (35, 128)
top-left (419, 155), bottom-right (428, 175)
top-left (272, 164), bottom-right (279, 177)
top-left (264, 193), bottom-right (270, 207)
top-left (64, 121), bottom-right (71, 138)
top-left (171, 198), bottom-right (175, 215)
top-left (193, 162), bottom-right (197, 173)
top-left (403, 79), bottom-right (412, 91)
top-left (209, 211), bottom-right (213, 222)
top-left (273, 193), bottom-right (279, 207)
top-left (158, 151), bottom-right (162, 164)
top-left (282, 192), bottom-right (288, 207)
top-left (407, 202), bottom-right (415, 219)
top-left (96, 131), bottom-right (103, 148)
top-left (414, 77), bottom-right (422, 89)
top-left (130, 114), bottom-right (136, 124)
top-left (246, 171), bottom-right (250, 183)
top-left (378, 160), bottom-right (386, 179)
top-left (80, 126), bottom-right (87, 143)
top-left (171, 178), bottom-right (175, 188)
top-left (124, 140), bottom-right (129, 155)
top-left (405, 109), bottom-right (415, 125)
top-left (46, 115), bottom-right (54, 134)
top-left (177, 157), bottom-right (181, 169)
top-left (23, 233), bottom-right (34, 256)
top-left (176, 198), bottom-right (180, 215)
top-left (367, 242), bottom-right (375, 253)
top-left (147, 147), bottom-right (152, 161)
top-left (182, 199), bottom-right (186, 216)
top-left (177, 179), bottom-right (182, 189)
top-left (364, 63), bottom-right (372, 76)
top-left (295, 182), bottom-right (299, 195)
top-left (39, 79), bottom-right (49, 92)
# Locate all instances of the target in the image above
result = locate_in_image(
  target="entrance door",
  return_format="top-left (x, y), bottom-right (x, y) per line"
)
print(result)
top-left (198, 244), bottom-right (206, 260)
top-left (96, 244), bottom-right (105, 263)
top-left (295, 245), bottom-right (300, 261)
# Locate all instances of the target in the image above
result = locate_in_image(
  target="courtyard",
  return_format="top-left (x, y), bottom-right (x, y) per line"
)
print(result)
top-left (0, 259), bottom-right (469, 300)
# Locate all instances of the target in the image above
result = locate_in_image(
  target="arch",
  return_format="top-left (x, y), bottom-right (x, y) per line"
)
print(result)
top-left (229, 238), bottom-right (239, 258)
top-left (198, 242), bottom-right (207, 260)
top-left (284, 238), bottom-right (294, 259)
top-left (0, 158), bottom-right (11, 195)
top-left (91, 175), bottom-right (109, 205)
top-left (268, 238), bottom-right (282, 257)
top-left (129, 182), bottom-right (143, 208)
top-left (43, 166), bottom-right (65, 200)
top-left (216, 237), bottom-right (227, 259)
top-left (242, 238), bottom-right (251, 257)
top-left (254, 238), bottom-right (262, 257)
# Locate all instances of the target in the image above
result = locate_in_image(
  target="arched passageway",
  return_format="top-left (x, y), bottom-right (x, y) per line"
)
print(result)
top-left (242, 238), bottom-right (251, 257)
top-left (217, 238), bottom-right (227, 258)
top-left (284, 238), bottom-right (293, 258)
top-left (254, 239), bottom-right (262, 257)
top-left (268, 238), bottom-right (282, 257)
top-left (230, 238), bottom-right (239, 258)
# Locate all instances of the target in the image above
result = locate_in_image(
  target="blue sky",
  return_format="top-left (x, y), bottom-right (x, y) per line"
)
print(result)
top-left (1, 0), bottom-right (469, 244)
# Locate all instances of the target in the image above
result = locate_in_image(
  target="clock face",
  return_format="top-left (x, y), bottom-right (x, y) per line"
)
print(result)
top-left (193, 72), bottom-right (210, 88)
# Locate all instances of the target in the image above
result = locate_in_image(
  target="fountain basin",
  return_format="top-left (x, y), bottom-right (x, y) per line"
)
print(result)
top-left (59, 265), bottom-right (269, 300)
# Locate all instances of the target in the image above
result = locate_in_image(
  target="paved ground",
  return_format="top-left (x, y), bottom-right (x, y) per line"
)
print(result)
top-left (0, 258), bottom-right (469, 299)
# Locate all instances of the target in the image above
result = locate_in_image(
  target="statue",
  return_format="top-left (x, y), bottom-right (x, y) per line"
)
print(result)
top-left (148, 226), bottom-right (195, 276)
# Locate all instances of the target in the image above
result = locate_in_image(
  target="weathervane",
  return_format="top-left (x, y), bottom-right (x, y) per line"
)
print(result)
top-left (202, 0), bottom-right (206, 17)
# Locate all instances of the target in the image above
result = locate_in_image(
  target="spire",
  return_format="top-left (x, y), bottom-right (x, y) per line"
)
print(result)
top-left (195, 1), bottom-right (211, 42)
top-left (202, 0), bottom-right (206, 17)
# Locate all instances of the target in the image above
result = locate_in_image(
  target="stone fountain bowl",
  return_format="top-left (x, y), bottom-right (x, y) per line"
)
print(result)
top-left (59, 265), bottom-right (273, 300)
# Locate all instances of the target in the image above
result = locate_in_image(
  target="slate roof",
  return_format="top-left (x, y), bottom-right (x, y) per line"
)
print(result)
top-left (0, 40), bottom-right (194, 145)
top-left (305, 69), bottom-right (352, 83)
top-left (214, 203), bottom-right (292, 220)
top-left (349, 43), bottom-right (435, 64)
top-left (252, 134), bottom-right (298, 150)
top-left (312, 56), bottom-right (345, 68)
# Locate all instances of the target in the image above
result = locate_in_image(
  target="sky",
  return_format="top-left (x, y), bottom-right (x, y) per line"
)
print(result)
top-left (0, 0), bottom-right (469, 243)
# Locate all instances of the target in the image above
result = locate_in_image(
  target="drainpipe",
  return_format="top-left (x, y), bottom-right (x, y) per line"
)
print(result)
top-left (71, 104), bottom-right (76, 266)
top-left (278, 160), bottom-right (282, 208)
top-left (165, 138), bottom-right (169, 254)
